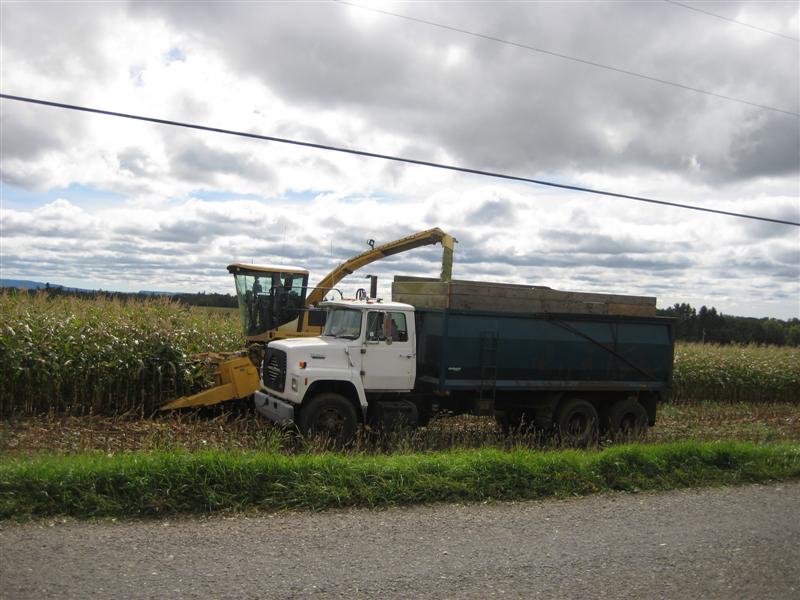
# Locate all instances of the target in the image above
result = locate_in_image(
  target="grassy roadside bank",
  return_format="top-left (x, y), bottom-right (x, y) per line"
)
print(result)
top-left (2, 441), bottom-right (798, 520)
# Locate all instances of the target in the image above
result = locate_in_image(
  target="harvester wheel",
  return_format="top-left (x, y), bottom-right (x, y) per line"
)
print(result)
top-left (605, 398), bottom-right (648, 441)
top-left (555, 398), bottom-right (598, 447)
top-left (298, 393), bottom-right (358, 444)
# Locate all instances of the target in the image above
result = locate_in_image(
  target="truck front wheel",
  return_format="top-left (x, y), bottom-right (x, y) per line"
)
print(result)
top-left (298, 393), bottom-right (358, 444)
top-left (555, 398), bottom-right (598, 447)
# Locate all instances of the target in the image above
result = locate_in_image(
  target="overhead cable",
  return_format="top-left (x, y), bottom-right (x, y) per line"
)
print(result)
top-left (335, 0), bottom-right (799, 118)
top-left (2, 94), bottom-right (798, 227)
top-left (664, 0), bottom-right (799, 43)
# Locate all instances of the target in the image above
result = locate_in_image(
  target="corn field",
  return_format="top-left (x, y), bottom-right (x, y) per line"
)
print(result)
top-left (0, 291), bottom-right (243, 416)
top-left (1, 291), bottom-right (798, 417)
top-left (671, 342), bottom-right (800, 404)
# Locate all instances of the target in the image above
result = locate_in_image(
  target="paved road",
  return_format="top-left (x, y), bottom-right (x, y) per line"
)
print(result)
top-left (2, 482), bottom-right (798, 599)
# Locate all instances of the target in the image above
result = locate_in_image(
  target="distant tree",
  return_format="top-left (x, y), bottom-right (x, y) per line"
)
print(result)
top-left (698, 306), bottom-right (726, 343)
top-left (660, 303), bottom-right (699, 341)
top-left (761, 319), bottom-right (787, 346)
top-left (658, 302), bottom-right (797, 346)
top-left (787, 324), bottom-right (800, 347)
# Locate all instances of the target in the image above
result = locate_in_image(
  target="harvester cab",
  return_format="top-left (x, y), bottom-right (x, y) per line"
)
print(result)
top-left (227, 264), bottom-right (312, 342)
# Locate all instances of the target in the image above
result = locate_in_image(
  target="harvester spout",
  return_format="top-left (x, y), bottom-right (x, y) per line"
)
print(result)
top-left (440, 234), bottom-right (455, 282)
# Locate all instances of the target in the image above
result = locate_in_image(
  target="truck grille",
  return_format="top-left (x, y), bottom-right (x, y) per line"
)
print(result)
top-left (263, 348), bottom-right (287, 392)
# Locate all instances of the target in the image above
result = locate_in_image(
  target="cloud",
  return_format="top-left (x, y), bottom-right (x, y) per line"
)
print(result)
top-left (170, 142), bottom-right (274, 184)
top-left (1, 199), bottom-right (96, 237)
top-left (127, 1), bottom-right (799, 183)
top-left (117, 147), bottom-right (158, 177)
top-left (731, 199), bottom-right (800, 241)
top-left (2, 190), bottom-right (797, 316)
top-left (539, 230), bottom-right (665, 255)
top-left (0, 108), bottom-right (68, 162)
top-left (730, 113), bottom-right (800, 180)
top-left (463, 197), bottom-right (517, 225)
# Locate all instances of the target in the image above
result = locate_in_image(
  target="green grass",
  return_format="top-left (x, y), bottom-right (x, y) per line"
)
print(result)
top-left (2, 441), bottom-right (798, 520)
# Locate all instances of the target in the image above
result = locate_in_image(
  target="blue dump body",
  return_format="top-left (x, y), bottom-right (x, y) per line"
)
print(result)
top-left (415, 308), bottom-right (674, 396)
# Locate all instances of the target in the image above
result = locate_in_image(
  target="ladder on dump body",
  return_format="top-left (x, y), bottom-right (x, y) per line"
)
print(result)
top-left (477, 330), bottom-right (498, 416)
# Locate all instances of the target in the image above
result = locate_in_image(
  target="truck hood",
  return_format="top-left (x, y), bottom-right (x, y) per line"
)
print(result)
top-left (270, 336), bottom-right (350, 353)
top-left (270, 336), bottom-right (355, 370)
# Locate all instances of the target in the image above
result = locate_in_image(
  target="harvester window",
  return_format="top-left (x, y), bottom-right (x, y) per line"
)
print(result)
top-left (252, 277), bottom-right (263, 295)
top-left (285, 274), bottom-right (305, 297)
top-left (231, 270), bottom-right (309, 338)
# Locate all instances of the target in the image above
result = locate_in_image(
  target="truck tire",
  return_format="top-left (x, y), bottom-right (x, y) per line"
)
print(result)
top-left (555, 398), bottom-right (598, 447)
top-left (298, 393), bottom-right (358, 444)
top-left (605, 398), bottom-right (648, 441)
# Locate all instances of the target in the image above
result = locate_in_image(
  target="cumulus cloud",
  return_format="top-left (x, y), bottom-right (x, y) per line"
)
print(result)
top-left (126, 1), bottom-right (799, 181)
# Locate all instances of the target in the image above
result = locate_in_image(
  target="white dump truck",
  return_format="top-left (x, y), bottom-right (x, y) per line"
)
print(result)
top-left (254, 282), bottom-right (675, 444)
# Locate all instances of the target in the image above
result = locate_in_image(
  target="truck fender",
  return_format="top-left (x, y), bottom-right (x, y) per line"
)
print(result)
top-left (302, 379), bottom-right (366, 422)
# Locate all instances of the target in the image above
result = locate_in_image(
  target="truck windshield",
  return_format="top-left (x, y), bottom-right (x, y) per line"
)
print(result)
top-left (322, 308), bottom-right (363, 339)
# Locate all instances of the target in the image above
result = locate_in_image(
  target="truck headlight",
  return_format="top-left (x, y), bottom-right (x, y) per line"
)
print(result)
top-left (291, 376), bottom-right (298, 392)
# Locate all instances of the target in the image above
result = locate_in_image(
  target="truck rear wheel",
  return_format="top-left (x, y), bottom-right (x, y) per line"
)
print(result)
top-left (605, 398), bottom-right (648, 441)
top-left (555, 398), bottom-right (598, 447)
top-left (298, 393), bottom-right (358, 444)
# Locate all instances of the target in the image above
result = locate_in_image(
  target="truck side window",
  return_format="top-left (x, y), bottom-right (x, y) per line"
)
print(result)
top-left (388, 312), bottom-right (408, 342)
top-left (366, 311), bottom-right (408, 342)
top-left (366, 312), bottom-right (385, 341)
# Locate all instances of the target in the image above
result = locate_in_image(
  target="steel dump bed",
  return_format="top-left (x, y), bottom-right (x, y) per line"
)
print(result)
top-left (414, 308), bottom-right (674, 395)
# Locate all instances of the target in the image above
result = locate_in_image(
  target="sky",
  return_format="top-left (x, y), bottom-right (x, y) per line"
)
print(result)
top-left (1, 0), bottom-right (798, 319)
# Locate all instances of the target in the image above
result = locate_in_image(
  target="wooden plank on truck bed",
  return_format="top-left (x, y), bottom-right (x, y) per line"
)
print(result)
top-left (392, 276), bottom-right (657, 317)
top-left (393, 276), bottom-right (655, 304)
top-left (396, 293), bottom-right (450, 309)
top-left (445, 282), bottom-right (654, 305)
top-left (607, 303), bottom-right (657, 317)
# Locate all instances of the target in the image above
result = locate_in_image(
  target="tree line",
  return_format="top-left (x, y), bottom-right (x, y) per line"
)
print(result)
top-left (657, 303), bottom-right (800, 347)
top-left (12, 284), bottom-right (239, 309)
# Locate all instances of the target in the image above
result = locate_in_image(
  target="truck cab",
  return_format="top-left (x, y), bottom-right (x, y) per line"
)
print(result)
top-left (253, 300), bottom-right (418, 440)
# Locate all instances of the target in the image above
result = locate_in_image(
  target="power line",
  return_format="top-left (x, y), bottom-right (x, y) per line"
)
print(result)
top-left (2, 93), bottom-right (798, 227)
top-left (664, 0), bottom-right (800, 42)
top-left (335, 0), bottom-right (799, 118)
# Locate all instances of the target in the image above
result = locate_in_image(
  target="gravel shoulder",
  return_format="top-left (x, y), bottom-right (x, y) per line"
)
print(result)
top-left (2, 482), bottom-right (799, 599)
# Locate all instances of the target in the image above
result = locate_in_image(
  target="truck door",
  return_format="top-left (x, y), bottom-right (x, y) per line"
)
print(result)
top-left (362, 310), bottom-right (415, 391)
